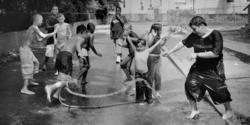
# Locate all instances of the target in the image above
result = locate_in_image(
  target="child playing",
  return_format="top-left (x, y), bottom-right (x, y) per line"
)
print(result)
top-left (126, 35), bottom-right (168, 104)
top-left (45, 24), bottom-right (86, 102)
top-left (77, 23), bottom-right (102, 92)
top-left (119, 24), bottom-right (139, 82)
top-left (20, 14), bottom-right (56, 95)
top-left (54, 13), bottom-right (72, 74)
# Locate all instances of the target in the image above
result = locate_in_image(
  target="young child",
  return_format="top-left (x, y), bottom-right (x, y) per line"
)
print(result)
top-left (20, 14), bottom-right (56, 95)
top-left (126, 36), bottom-right (168, 105)
top-left (119, 24), bottom-right (139, 82)
top-left (77, 23), bottom-right (102, 92)
top-left (54, 13), bottom-right (72, 74)
top-left (45, 24), bottom-right (86, 102)
top-left (40, 6), bottom-right (59, 71)
top-left (144, 23), bottom-right (168, 99)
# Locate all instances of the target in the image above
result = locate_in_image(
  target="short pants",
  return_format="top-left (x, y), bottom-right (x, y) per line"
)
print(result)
top-left (45, 44), bottom-right (55, 57)
top-left (19, 46), bottom-right (39, 79)
top-left (55, 51), bottom-right (73, 76)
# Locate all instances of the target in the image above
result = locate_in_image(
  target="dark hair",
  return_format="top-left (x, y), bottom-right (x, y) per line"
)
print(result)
top-left (149, 23), bottom-right (162, 37)
top-left (87, 23), bottom-right (95, 33)
top-left (76, 24), bottom-right (86, 34)
top-left (189, 16), bottom-right (207, 27)
top-left (52, 5), bottom-right (58, 9)
top-left (137, 38), bottom-right (146, 46)
top-left (116, 6), bottom-right (121, 11)
top-left (57, 13), bottom-right (64, 19)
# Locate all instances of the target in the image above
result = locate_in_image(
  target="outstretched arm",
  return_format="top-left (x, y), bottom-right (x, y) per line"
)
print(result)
top-left (162, 41), bottom-right (184, 56)
top-left (33, 26), bottom-right (55, 42)
top-left (89, 35), bottom-right (102, 57)
top-left (127, 36), bottom-right (137, 52)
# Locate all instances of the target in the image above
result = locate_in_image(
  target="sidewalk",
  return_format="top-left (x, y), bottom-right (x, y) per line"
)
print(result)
top-left (224, 39), bottom-right (250, 56)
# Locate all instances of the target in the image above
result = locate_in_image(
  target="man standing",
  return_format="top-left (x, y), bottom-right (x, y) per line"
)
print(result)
top-left (163, 16), bottom-right (233, 120)
top-left (110, 6), bottom-right (127, 63)
top-left (41, 6), bottom-right (59, 71)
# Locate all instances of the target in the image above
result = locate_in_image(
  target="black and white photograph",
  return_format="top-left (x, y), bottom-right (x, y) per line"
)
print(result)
top-left (0, 0), bottom-right (250, 125)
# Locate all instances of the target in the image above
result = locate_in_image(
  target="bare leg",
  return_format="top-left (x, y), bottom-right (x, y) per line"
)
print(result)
top-left (222, 102), bottom-right (233, 120)
top-left (45, 81), bottom-right (66, 102)
top-left (122, 68), bottom-right (133, 82)
top-left (29, 79), bottom-right (39, 86)
top-left (21, 79), bottom-right (35, 95)
top-left (53, 87), bottom-right (66, 101)
top-left (187, 99), bottom-right (200, 119)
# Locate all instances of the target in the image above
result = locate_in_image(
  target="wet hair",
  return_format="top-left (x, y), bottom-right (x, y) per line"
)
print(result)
top-left (189, 16), bottom-right (207, 27)
top-left (57, 13), bottom-right (64, 19)
top-left (149, 23), bottom-right (162, 36)
top-left (137, 38), bottom-right (147, 46)
top-left (32, 14), bottom-right (42, 22)
top-left (87, 23), bottom-right (95, 33)
top-left (76, 24), bottom-right (86, 34)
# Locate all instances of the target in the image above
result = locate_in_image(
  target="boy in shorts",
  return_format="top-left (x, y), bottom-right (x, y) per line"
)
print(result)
top-left (77, 23), bottom-right (102, 92)
top-left (45, 24), bottom-right (86, 102)
top-left (20, 14), bottom-right (56, 95)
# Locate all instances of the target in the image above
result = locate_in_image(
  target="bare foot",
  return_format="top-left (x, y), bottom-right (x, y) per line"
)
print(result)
top-left (30, 81), bottom-right (39, 86)
top-left (21, 89), bottom-right (35, 95)
top-left (124, 77), bottom-right (133, 82)
top-left (53, 94), bottom-right (66, 101)
top-left (222, 111), bottom-right (233, 120)
top-left (45, 85), bottom-right (52, 102)
top-left (186, 110), bottom-right (200, 119)
top-left (54, 71), bottom-right (58, 76)
top-left (155, 92), bottom-right (162, 98)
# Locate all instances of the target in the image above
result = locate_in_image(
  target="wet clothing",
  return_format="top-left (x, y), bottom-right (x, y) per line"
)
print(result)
top-left (135, 72), bottom-right (152, 103)
top-left (77, 34), bottom-right (94, 85)
top-left (78, 56), bottom-right (90, 85)
top-left (182, 30), bottom-right (223, 70)
top-left (19, 46), bottom-right (39, 79)
top-left (147, 55), bottom-right (161, 91)
top-left (183, 30), bottom-right (232, 105)
top-left (148, 35), bottom-right (162, 91)
top-left (55, 51), bottom-right (73, 76)
top-left (45, 14), bottom-right (58, 45)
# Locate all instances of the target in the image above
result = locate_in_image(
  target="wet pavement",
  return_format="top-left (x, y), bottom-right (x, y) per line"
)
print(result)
top-left (0, 27), bottom-right (250, 125)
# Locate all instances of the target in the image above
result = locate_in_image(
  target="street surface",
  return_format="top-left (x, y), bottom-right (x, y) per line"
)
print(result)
top-left (0, 23), bottom-right (250, 125)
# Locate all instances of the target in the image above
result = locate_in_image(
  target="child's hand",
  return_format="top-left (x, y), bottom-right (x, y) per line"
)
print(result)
top-left (162, 52), bottom-right (170, 57)
top-left (96, 53), bottom-right (102, 57)
top-left (188, 53), bottom-right (197, 60)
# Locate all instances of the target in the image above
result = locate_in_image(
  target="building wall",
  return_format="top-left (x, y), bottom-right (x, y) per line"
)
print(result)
top-left (121, 0), bottom-right (249, 15)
